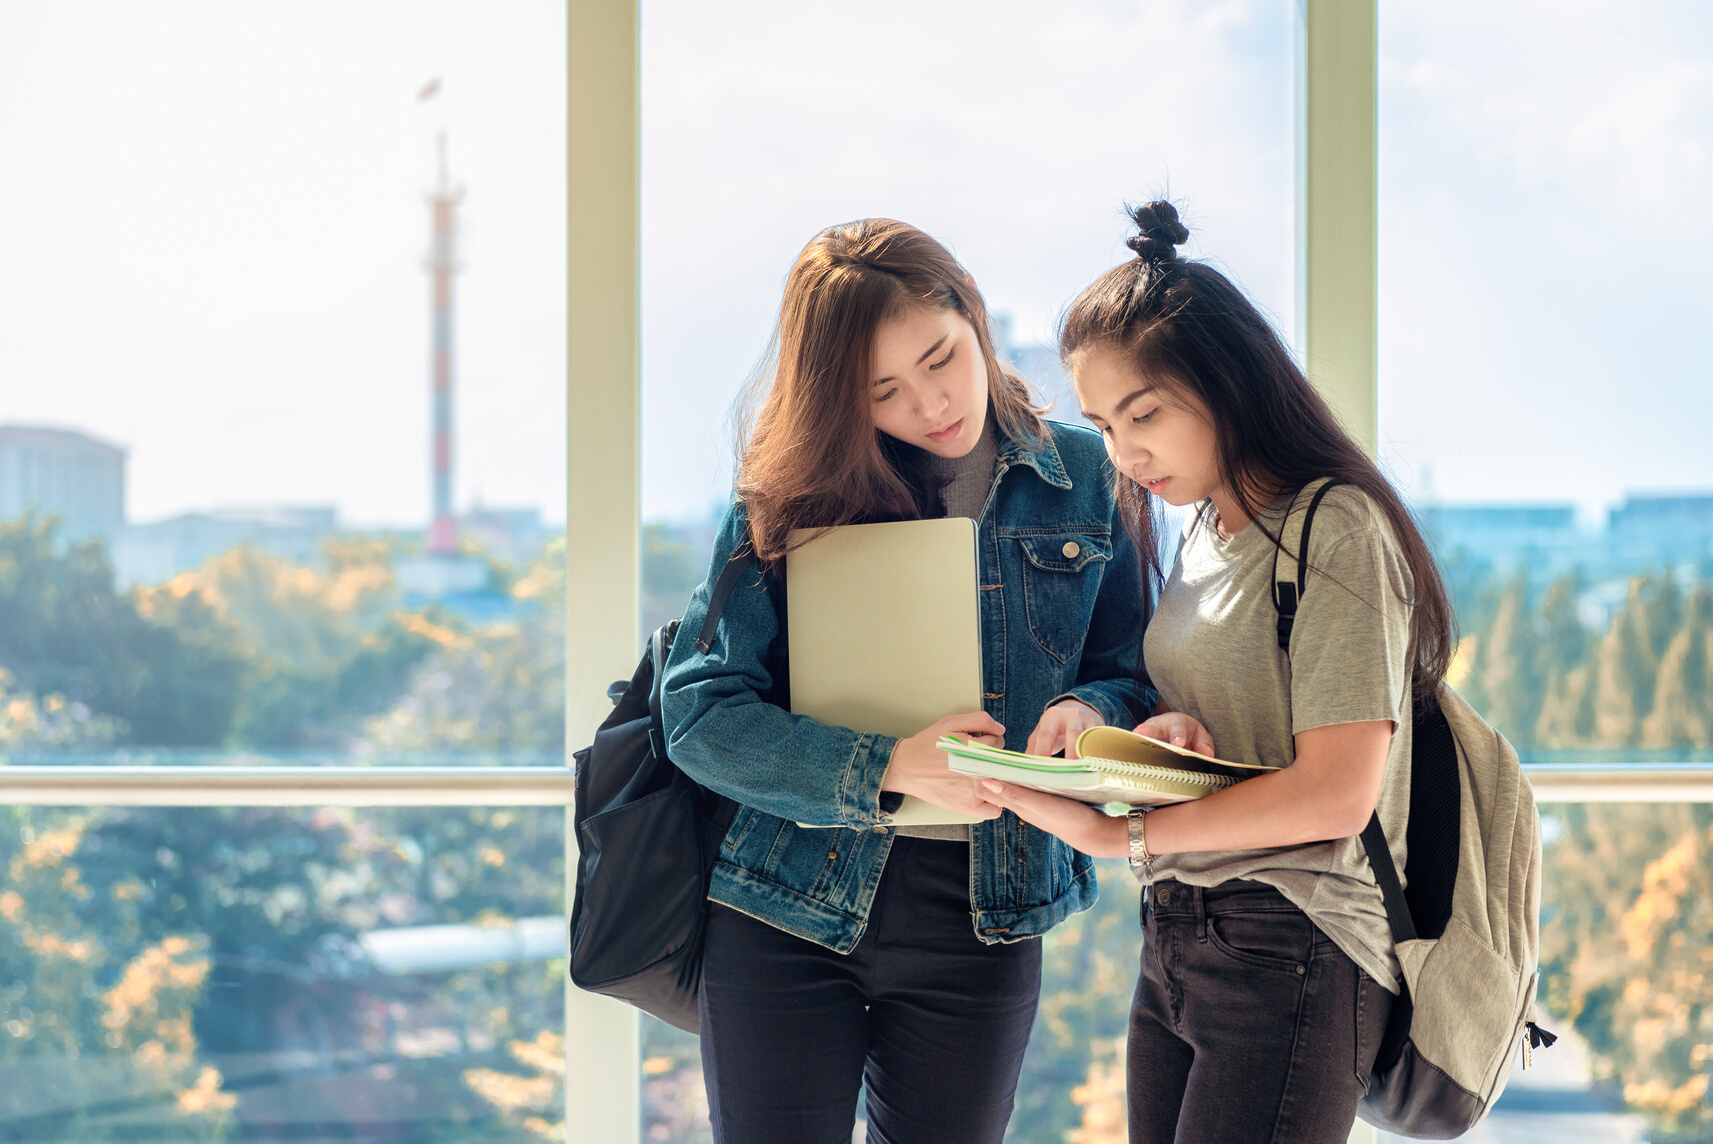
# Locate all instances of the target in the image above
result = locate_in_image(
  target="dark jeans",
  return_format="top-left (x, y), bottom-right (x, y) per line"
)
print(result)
top-left (699, 836), bottom-right (1042, 1144)
top-left (1128, 880), bottom-right (1393, 1144)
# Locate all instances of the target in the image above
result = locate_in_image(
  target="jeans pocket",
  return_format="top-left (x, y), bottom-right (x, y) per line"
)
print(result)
top-left (1205, 909), bottom-right (1314, 972)
top-left (1354, 967), bottom-right (1391, 1088)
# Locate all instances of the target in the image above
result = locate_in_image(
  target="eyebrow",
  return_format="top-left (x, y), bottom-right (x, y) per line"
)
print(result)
top-left (1082, 385), bottom-right (1158, 422)
top-left (873, 334), bottom-right (950, 386)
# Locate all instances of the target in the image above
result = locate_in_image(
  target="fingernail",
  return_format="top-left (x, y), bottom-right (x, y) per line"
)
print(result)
top-left (982, 780), bottom-right (1003, 792)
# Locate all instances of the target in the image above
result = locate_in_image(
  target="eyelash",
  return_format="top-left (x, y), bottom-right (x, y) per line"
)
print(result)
top-left (875, 348), bottom-right (954, 402)
top-left (1132, 409), bottom-right (1158, 425)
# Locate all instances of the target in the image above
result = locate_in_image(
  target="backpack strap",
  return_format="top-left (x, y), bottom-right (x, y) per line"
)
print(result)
top-left (641, 551), bottom-right (759, 758)
top-left (1271, 477), bottom-right (1345, 652)
top-left (694, 550), bottom-right (759, 654)
top-left (1269, 479), bottom-right (1419, 946)
top-left (1362, 812), bottom-right (1419, 944)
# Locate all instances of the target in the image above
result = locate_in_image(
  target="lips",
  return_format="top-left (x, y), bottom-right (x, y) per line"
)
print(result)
top-left (1141, 477), bottom-right (1171, 494)
top-left (927, 418), bottom-right (963, 444)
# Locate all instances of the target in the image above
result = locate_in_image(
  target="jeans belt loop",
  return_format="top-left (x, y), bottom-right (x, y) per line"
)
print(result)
top-left (1194, 884), bottom-right (1207, 941)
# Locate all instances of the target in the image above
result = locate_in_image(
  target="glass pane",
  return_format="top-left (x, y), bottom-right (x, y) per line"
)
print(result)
top-left (0, 805), bottom-right (565, 1141)
top-left (0, 3), bottom-right (567, 764)
top-left (1380, 803), bottom-right (1708, 1144)
top-left (638, 2), bottom-right (1292, 1138)
top-left (1379, 3), bottom-right (1713, 761)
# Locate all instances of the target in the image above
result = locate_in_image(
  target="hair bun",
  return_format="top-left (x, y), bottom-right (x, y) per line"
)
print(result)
top-left (1125, 201), bottom-right (1189, 263)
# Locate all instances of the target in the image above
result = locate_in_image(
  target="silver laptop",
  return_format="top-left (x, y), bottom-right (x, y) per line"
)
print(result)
top-left (786, 517), bottom-right (985, 827)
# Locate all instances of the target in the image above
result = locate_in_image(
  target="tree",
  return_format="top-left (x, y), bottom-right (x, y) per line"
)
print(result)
top-left (1641, 585), bottom-right (1713, 749)
top-left (0, 517), bottom-right (246, 746)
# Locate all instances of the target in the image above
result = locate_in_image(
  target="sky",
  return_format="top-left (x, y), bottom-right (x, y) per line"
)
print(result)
top-left (1, 1), bottom-right (1708, 529)
top-left (0, 1), bottom-right (568, 528)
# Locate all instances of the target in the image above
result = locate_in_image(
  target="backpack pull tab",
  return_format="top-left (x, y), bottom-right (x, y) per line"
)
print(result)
top-left (1522, 1022), bottom-right (1557, 1070)
top-left (1274, 584), bottom-right (1298, 651)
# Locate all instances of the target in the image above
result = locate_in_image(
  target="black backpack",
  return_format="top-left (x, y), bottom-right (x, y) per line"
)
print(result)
top-left (568, 551), bottom-right (781, 1033)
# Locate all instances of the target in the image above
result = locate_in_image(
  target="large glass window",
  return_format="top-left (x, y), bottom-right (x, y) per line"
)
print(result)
top-left (638, 2), bottom-right (1294, 1137)
top-left (1, 4), bottom-right (570, 1138)
top-left (1379, 0), bottom-right (1713, 759)
top-left (0, 2), bottom-right (566, 760)
top-left (1380, 4), bottom-right (1713, 1141)
top-left (1, 805), bottom-right (566, 1140)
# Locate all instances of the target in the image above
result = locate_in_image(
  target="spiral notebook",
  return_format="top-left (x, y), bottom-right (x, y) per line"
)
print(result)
top-left (938, 725), bottom-right (1277, 808)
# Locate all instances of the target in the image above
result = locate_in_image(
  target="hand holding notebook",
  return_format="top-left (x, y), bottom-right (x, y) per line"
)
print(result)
top-left (939, 725), bottom-right (1277, 808)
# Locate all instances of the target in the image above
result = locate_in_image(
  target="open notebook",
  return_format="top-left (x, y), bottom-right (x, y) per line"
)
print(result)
top-left (939, 725), bottom-right (1278, 808)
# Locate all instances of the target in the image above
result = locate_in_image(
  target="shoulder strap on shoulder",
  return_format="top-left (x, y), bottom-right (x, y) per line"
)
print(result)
top-left (695, 551), bottom-right (759, 654)
top-left (1268, 478), bottom-right (1419, 947)
top-left (1272, 478), bottom-right (1345, 652)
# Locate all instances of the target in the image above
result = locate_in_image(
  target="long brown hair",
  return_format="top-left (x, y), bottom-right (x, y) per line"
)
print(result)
top-left (1060, 201), bottom-right (1456, 701)
top-left (736, 218), bottom-right (1044, 569)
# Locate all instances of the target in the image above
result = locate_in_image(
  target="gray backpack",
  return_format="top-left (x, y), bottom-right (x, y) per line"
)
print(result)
top-left (1275, 480), bottom-right (1554, 1139)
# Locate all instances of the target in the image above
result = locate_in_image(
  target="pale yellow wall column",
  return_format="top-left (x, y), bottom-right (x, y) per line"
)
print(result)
top-left (565, 0), bottom-right (641, 1141)
top-left (1298, 0), bottom-right (1378, 458)
top-left (1299, 11), bottom-right (1383, 1144)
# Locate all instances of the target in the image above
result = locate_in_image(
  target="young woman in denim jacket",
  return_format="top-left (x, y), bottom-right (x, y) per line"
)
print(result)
top-left (661, 218), bottom-right (1153, 1144)
top-left (975, 203), bottom-right (1458, 1144)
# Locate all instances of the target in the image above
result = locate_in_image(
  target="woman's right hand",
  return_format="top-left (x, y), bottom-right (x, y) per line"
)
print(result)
top-left (1136, 712), bottom-right (1217, 758)
top-left (881, 712), bottom-right (1007, 820)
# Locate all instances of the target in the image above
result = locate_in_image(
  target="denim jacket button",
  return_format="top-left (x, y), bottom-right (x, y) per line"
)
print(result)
top-left (1062, 541), bottom-right (1080, 559)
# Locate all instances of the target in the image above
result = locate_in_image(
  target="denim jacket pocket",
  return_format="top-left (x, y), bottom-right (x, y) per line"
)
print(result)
top-left (1017, 532), bottom-right (1111, 663)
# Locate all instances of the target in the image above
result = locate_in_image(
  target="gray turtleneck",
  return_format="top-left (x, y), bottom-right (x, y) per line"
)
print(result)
top-left (926, 418), bottom-right (1000, 524)
top-left (896, 419), bottom-right (1000, 843)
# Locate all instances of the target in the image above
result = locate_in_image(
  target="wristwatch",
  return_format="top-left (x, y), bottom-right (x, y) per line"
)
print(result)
top-left (1126, 807), bottom-right (1155, 879)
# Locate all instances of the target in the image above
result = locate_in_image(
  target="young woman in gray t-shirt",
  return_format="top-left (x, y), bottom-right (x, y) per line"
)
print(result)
top-left (974, 201), bottom-right (1457, 1144)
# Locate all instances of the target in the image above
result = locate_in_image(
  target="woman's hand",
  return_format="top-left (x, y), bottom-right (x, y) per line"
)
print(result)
top-left (1136, 712), bottom-right (1217, 758)
top-left (882, 712), bottom-right (1006, 819)
top-left (973, 780), bottom-right (1128, 858)
top-left (1026, 699), bottom-right (1104, 759)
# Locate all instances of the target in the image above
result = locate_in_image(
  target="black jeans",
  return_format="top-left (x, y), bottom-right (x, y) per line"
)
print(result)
top-left (1128, 880), bottom-right (1393, 1144)
top-left (699, 836), bottom-right (1042, 1144)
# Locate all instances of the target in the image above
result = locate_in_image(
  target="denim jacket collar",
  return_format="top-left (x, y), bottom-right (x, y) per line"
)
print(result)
top-left (996, 424), bottom-right (1073, 490)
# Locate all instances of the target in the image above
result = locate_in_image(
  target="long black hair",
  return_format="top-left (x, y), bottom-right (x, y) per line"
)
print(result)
top-left (1059, 201), bottom-right (1456, 701)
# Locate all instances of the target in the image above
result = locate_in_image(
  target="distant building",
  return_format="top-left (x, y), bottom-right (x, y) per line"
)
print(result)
top-left (459, 506), bottom-right (549, 564)
top-left (112, 506), bottom-right (339, 586)
top-left (1608, 495), bottom-right (1713, 565)
top-left (0, 424), bottom-right (126, 544)
top-left (989, 313), bottom-right (1086, 427)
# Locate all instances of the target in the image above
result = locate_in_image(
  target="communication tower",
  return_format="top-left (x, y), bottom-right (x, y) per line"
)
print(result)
top-left (426, 133), bottom-right (463, 556)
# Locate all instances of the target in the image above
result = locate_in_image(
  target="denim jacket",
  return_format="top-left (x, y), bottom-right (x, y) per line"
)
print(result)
top-left (661, 422), bottom-right (1153, 953)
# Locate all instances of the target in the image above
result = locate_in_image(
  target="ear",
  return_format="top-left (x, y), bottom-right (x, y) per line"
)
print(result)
top-left (963, 275), bottom-right (975, 287)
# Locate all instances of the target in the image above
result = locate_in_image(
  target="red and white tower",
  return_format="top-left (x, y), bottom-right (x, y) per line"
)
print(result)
top-left (426, 133), bottom-right (463, 556)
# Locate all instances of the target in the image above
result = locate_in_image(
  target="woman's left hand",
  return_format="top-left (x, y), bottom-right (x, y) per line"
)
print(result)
top-left (1025, 699), bottom-right (1104, 759)
top-left (972, 779), bottom-right (1129, 859)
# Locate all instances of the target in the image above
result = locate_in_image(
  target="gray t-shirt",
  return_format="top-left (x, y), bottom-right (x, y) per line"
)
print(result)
top-left (1142, 485), bottom-right (1415, 992)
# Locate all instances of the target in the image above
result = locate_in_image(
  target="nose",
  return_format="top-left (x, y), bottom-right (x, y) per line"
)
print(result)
top-left (1107, 437), bottom-right (1149, 481)
top-left (912, 382), bottom-right (949, 421)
